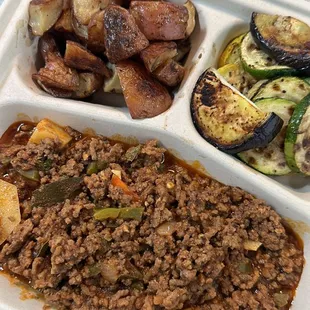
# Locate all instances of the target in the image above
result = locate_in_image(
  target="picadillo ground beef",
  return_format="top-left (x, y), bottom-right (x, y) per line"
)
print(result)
top-left (0, 121), bottom-right (304, 310)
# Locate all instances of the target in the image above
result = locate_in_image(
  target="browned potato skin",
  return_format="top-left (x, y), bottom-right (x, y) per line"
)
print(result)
top-left (100, 0), bottom-right (124, 9)
top-left (73, 73), bottom-right (104, 98)
top-left (38, 33), bottom-right (61, 62)
top-left (153, 59), bottom-right (185, 87)
top-left (116, 60), bottom-right (172, 119)
top-left (103, 5), bottom-right (149, 63)
top-left (32, 74), bottom-right (74, 98)
top-left (140, 41), bottom-right (177, 72)
top-left (87, 10), bottom-right (105, 52)
top-left (64, 41), bottom-right (111, 77)
top-left (54, 9), bottom-right (73, 32)
top-left (130, 1), bottom-right (188, 41)
top-left (34, 52), bottom-right (79, 91)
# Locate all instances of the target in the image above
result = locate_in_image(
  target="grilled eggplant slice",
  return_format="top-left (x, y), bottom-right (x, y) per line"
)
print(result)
top-left (153, 59), bottom-right (185, 87)
top-left (250, 12), bottom-right (310, 73)
top-left (191, 68), bottom-right (283, 154)
top-left (29, 0), bottom-right (64, 36)
top-left (130, 1), bottom-right (189, 41)
top-left (103, 5), bottom-right (149, 63)
top-left (64, 41), bottom-right (111, 77)
top-left (116, 60), bottom-right (172, 119)
top-left (241, 32), bottom-right (297, 79)
top-left (285, 94), bottom-right (310, 175)
top-left (218, 33), bottom-right (246, 67)
top-left (238, 98), bottom-right (296, 175)
top-left (252, 77), bottom-right (310, 103)
top-left (140, 41), bottom-right (177, 73)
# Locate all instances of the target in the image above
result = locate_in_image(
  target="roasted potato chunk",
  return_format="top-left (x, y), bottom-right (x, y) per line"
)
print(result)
top-left (32, 76), bottom-right (74, 98)
top-left (100, 0), bottom-right (124, 9)
top-left (116, 60), bottom-right (172, 119)
top-left (174, 39), bottom-right (191, 62)
top-left (103, 63), bottom-right (122, 93)
top-left (184, 0), bottom-right (196, 38)
top-left (88, 10), bottom-right (105, 52)
top-left (73, 73), bottom-right (104, 98)
top-left (34, 52), bottom-right (79, 91)
top-left (140, 41), bottom-right (177, 72)
top-left (103, 5), bottom-right (149, 63)
top-left (54, 9), bottom-right (73, 32)
top-left (71, 10), bottom-right (88, 41)
top-left (29, 0), bottom-right (64, 36)
top-left (38, 33), bottom-right (61, 62)
top-left (72, 0), bottom-right (101, 25)
top-left (130, 1), bottom-right (188, 41)
top-left (64, 41), bottom-right (111, 77)
top-left (154, 59), bottom-right (185, 87)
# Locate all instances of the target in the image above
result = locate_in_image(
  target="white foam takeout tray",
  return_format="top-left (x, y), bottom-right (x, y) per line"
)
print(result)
top-left (0, 0), bottom-right (309, 309)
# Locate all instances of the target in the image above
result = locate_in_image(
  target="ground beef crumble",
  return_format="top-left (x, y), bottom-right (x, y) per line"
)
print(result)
top-left (0, 125), bottom-right (304, 310)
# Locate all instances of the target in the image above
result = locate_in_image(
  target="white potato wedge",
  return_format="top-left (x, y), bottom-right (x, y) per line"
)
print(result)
top-left (153, 59), bottom-right (185, 87)
top-left (0, 180), bottom-right (21, 246)
top-left (140, 41), bottom-right (177, 72)
top-left (103, 63), bottom-right (122, 93)
top-left (71, 8), bottom-right (89, 41)
top-left (184, 0), bottom-right (196, 38)
top-left (29, 0), bottom-right (64, 36)
top-left (33, 52), bottom-right (79, 91)
top-left (130, 1), bottom-right (188, 41)
top-left (54, 9), bottom-right (74, 32)
top-left (116, 60), bottom-right (172, 119)
top-left (88, 10), bottom-right (105, 52)
top-left (72, 0), bottom-right (101, 25)
top-left (64, 41), bottom-right (111, 77)
top-left (29, 118), bottom-right (72, 147)
top-left (73, 73), bottom-right (104, 98)
top-left (103, 5), bottom-right (149, 63)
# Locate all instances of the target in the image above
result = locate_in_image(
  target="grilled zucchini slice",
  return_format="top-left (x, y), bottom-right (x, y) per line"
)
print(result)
top-left (241, 32), bottom-right (297, 79)
top-left (285, 94), bottom-right (310, 175)
top-left (252, 77), bottom-right (310, 103)
top-left (191, 68), bottom-right (283, 154)
top-left (218, 63), bottom-right (256, 95)
top-left (250, 12), bottom-right (310, 73)
top-left (238, 98), bottom-right (296, 175)
top-left (218, 33), bottom-right (246, 67)
top-left (304, 77), bottom-right (310, 85)
top-left (246, 79), bottom-right (268, 100)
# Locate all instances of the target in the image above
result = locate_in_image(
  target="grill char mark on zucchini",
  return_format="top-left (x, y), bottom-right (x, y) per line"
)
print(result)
top-left (250, 12), bottom-right (310, 73)
top-left (238, 98), bottom-right (296, 175)
top-left (191, 68), bottom-right (283, 154)
top-left (240, 32), bottom-right (297, 79)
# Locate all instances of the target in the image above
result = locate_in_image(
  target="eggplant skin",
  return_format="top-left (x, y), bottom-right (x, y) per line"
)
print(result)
top-left (250, 12), bottom-right (310, 73)
top-left (191, 69), bottom-right (284, 154)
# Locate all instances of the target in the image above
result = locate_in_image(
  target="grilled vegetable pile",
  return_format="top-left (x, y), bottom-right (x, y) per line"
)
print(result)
top-left (28, 0), bottom-right (197, 119)
top-left (191, 12), bottom-right (310, 176)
